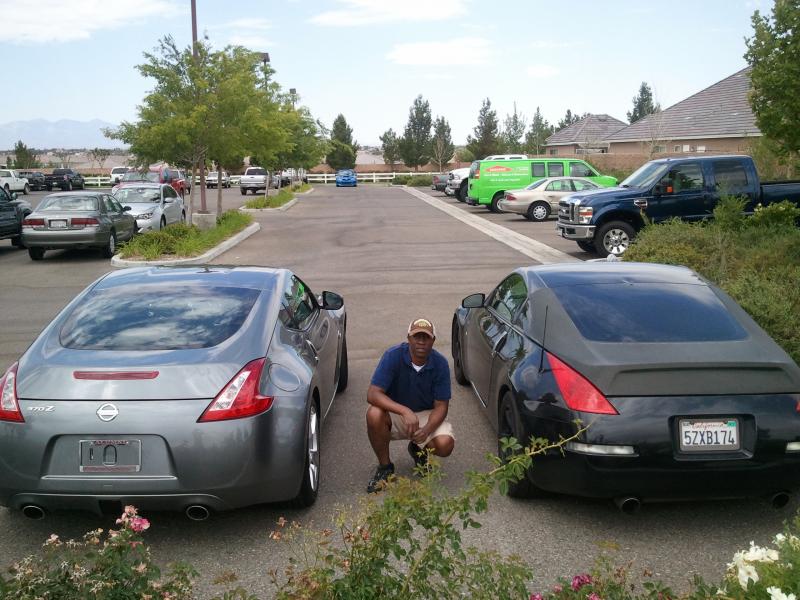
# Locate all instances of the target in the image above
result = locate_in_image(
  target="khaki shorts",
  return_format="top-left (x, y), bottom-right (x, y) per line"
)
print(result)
top-left (389, 409), bottom-right (455, 447)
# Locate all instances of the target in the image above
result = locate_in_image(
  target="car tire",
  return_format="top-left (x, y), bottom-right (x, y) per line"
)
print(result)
top-left (290, 401), bottom-right (320, 508)
top-left (577, 241), bottom-right (595, 253)
top-left (181, 211), bottom-right (186, 224)
top-left (458, 182), bottom-right (468, 203)
top-left (489, 192), bottom-right (503, 213)
top-left (102, 231), bottom-right (117, 258)
top-left (160, 216), bottom-right (166, 230)
top-left (526, 202), bottom-right (550, 222)
top-left (240, 188), bottom-right (246, 196)
top-left (11, 235), bottom-right (25, 249)
top-left (22, 184), bottom-right (29, 195)
top-left (28, 247), bottom-right (44, 261)
top-left (452, 319), bottom-right (469, 386)
top-left (498, 392), bottom-right (546, 499)
top-left (66, 181), bottom-right (72, 191)
top-left (336, 335), bottom-right (348, 393)
top-left (595, 220), bottom-right (635, 258)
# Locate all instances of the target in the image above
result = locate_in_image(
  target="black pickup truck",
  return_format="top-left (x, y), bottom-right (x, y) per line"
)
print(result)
top-left (45, 168), bottom-right (85, 191)
top-left (557, 155), bottom-right (800, 257)
top-left (0, 187), bottom-right (32, 248)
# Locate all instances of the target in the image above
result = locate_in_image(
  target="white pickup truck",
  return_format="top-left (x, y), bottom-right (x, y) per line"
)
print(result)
top-left (239, 167), bottom-right (268, 195)
top-left (0, 169), bottom-right (30, 195)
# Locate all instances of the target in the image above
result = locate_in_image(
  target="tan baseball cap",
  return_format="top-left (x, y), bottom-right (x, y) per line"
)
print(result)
top-left (408, 317), bottom-right (436, 338)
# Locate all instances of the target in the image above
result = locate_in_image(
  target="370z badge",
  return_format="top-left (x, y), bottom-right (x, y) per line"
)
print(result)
top-left (27, 406), bottom-right (55, 412)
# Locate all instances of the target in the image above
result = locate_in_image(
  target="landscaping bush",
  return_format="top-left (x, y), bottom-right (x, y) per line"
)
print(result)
top-left (624, 197), bottom-right (800, 364)
top-left (392, 175), bottom-right (410, 185)
top-left (118, 210), bottom-right (252, 260)
top-left (244, 188), bottom-right (295, 209)
top-left (392, 174), bottom-right (433, 186)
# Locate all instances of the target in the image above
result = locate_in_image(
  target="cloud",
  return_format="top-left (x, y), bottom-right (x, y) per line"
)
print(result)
top-left (312, 0), bottom-right (468, 26)
top-left (526, 65), bottom-right (559, 78)
top-left (2, 0), bottom-right (184, 44)
top-left (387, 38), bottom-right (491, 66)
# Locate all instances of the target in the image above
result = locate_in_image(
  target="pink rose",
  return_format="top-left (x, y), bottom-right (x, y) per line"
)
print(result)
top-left (130, 517), bottom-right (150, 533)
top-left (530, 594), bottom-right (544, 600)
top-left (571, 574), bottom-right (593, 591)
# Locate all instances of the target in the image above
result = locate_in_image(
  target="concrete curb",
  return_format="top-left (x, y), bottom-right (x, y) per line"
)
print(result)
top-left (238, 195), bottom-right (299, 213)
top-left (110, 222), bottom-right (261, 268)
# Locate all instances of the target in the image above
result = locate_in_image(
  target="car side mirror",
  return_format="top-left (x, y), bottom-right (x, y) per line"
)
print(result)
top-left (164, 197), bottom-right (174, 203)
top-left (321, 291), bottom-right (344, 311)
top-left (122, 206), bottom-right (132, 212)
top-left (462, 293), bottom-right (485, 309)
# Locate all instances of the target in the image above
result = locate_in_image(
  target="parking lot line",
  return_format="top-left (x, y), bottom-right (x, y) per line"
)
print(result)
top-left (403, 187), bottom-right (579, 264)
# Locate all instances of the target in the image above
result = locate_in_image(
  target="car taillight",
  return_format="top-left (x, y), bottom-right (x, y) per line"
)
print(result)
top-left (71, 218), bottom-right (100, 227)
top-left (505, 193), bottom-right (516, 201)
top-left (547, 352), bottom-right (617, 415)
top-left (473, 168), bottom-right (480, 179)
top-left (22, 218), bottom-right (44, 228)
top-left (0, 363), bottom-right (24, 423)
top-left (198, 358), bottom-right (273, 422)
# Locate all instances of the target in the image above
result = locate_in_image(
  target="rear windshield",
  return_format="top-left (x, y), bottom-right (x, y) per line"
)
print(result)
top-left (553, 283), bottom-right (748, 343)
top-left (40, 196), bottom-right (98, 211)
top-left (247, 168), bottom-right (267, 176)
top-left (122, 172), bottom-right (159, 182)
top-left (60, 285), bottom-right (261, 350)
top-left (114, 188), bottom-right (160, 203)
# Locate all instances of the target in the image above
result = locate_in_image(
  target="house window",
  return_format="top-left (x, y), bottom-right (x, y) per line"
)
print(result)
top-left (549, 149), bottom-right (558, 156)
top-left (653, 145), bottom-right (666, 154)
top-left (674, 145), bottom-right (682, 152)
top-left (696, 146), bottom-right (706, 152)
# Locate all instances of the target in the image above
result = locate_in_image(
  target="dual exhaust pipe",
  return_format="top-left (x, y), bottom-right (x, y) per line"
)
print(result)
top-left (19, 504), bottom-right (213, 521)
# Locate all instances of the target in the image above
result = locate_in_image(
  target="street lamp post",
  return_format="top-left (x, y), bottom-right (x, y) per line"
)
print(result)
top-left (191, 0), bottom-right (209, 216)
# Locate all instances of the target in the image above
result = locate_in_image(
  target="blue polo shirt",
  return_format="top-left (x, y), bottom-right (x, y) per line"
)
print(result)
top-left (370, 343), bottom-right (451, 412)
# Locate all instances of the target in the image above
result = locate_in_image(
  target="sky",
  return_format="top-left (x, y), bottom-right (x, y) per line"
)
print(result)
top-left (1, 0), bottom-right (775, 147)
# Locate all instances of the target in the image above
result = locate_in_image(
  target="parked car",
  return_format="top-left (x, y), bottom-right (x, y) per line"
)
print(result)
top-left (0, 185), bottom-right (32, 248)
top-left (0, 169), bottom-right (30, 195)
top-left (239, 166), bottom-right (268, 195)
top-left (113, 183), bottom-right (185, 232)
top-left (483, 154), bottom-right (529, 160)
top-left (0, 266), bottom-right (348, 516)
top-left (44, 168), bottom-right (85, 191)
top-left (17, 170), bottom-right (46, 191)
top-left (446, 168), bottom-right (470, 202)
top-left (206, 171), bottom-right (231, 189)
top-left (468, 158), bottom-right (617, 212)
top-left (431, 173), bottom-right (449, 192)
top-left (177, 169), bottom-right (191, 194)
top-left (21, 191), bottom-right (136, 260)
top-left (452, 262), bottom-right (800, 510)
top-left (110, 167), bottom-right (129, 185)
top-left (498, 177), bottom-right (600, 221)
top-left (557, 154), bottom-right (800, 257)
top-left (335, 169), bottom-right (357, 187)
top-left (113, 167), bottom-right (185, 197)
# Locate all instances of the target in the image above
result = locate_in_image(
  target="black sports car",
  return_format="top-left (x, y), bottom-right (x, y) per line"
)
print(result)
top-left (452, 262), bottom-right (800, 511)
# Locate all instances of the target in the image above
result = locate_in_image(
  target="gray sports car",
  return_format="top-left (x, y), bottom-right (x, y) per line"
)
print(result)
top-left (0, 266), bottom-right (347, 519)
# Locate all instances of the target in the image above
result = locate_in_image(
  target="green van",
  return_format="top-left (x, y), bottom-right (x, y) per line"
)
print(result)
top-left (466, 158), bottom-right (618, 212)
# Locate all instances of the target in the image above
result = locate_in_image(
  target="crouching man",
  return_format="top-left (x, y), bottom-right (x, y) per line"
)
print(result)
top-left (366, 318), bottom-right (455, 493)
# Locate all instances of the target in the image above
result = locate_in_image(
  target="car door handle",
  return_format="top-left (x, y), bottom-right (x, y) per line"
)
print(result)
top-left (491, 331), bottom-right (508, 355)
top-left (633, 198), bottom-right (648, 208)
top-left (305, 339), bottom-right (319, 363)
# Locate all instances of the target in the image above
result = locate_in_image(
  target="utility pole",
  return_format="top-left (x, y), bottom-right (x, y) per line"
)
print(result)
top-left (191, 0), bottom-right (208, 214)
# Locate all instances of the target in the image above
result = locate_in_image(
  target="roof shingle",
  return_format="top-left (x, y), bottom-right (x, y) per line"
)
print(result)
top-left (546, 114), bottom-right (627, 146)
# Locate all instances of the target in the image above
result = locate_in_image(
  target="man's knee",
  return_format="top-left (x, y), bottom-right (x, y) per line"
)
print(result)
top-left (430, 435), bottom-right (454, 457)
top-left (366, 405), bottom-right (390, 430)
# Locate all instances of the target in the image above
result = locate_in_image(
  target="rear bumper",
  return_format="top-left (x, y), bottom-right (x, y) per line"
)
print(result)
top-left (497, 200), bottom-right (528, 215)
top-left (22, 229), bottom-right (108, 249)
top-left (556, 221), bottom-right (595, 239)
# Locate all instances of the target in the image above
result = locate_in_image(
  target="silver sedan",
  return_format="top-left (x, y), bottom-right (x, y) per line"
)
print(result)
top-left (113, 183), bottom-right (186, 232)
top-left (498, 177), bottom-right (600, 221)
top-left (0, 266), bottom-right (348, 518)
top-left (21, 191), bottom-right (137, 260)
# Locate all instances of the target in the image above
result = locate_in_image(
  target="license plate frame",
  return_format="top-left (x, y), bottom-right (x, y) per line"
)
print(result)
top-left (49, 219), bottom-right (67, 229)
top-left (678, 418), bottom-right (740, 452)
top-left (79, 439), bottom-right (142, 473)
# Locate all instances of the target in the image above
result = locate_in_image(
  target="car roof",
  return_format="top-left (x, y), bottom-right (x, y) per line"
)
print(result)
top-left (525, 261), bottom-right (704, 288)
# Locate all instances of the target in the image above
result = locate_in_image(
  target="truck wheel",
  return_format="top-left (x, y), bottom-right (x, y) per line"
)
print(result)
top-left (11, 236), bottom-right (24, 249)
top-left (22, 184), bottom-right (29, 195)
top-left (28, 247), bottom-right (45, 261)
top-left (240, 188), bottom-right (246, 195)
top-left (489, 192), bottom-right (504, 213)
top-left (458, 182), bottom-right (468, 203)
top-left (595, 220), bottom-right (635, 258)
top-left (526, 201), bottom-right (550, 222)
top-left (577, 241), bottom-right (595, 253)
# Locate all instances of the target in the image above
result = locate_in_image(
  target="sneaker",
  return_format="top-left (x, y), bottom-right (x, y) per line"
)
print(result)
top-left (408, 441), bottom-right (429, 471)
top-left (366, 462), bottom-right (395, 493)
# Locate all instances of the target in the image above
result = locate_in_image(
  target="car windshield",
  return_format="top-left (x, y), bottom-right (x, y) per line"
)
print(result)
top-left (620, 162), bottom-right (668, 188)
top-left (209, 171), bottom-right (219, 177)
top-left (114, 188), bottom-right (161, 203)
top-left (122, 172), bottom-right (159, 183)
top-left (111, 168), bottom-right (127, 174)
top-left (553, 283), bottom-right (748, 343)
top-left (338, 170), bottom-right (353, 176)
top-left (525, 179), bottom-right (547, 191)
top-left (39, 196), bottom-right (98, 211)
top-left (59, 285), bottom-right (262, 350)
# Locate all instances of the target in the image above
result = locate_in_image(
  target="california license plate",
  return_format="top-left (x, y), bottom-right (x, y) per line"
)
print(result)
top-left (679, 419), bottom-right (739, 452)
top-left (79, 439), bottom-right (142, 473)
top-left (49, 220), bottom-right (67, 229)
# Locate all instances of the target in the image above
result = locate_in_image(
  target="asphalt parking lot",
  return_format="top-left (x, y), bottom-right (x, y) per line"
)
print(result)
top-left (0, 183), bottom-right (794, 597)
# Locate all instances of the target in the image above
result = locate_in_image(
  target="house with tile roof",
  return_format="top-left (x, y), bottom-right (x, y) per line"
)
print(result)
top-left (605, 67), bottom-right (760, 155)
top-left (544, 114), bottom-right (628, 155)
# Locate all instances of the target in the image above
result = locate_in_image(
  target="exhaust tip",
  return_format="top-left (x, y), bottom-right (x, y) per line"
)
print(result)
top-left (22, 505), bottom-right (46, 520)
top-left (770, 491), bottom-right (791, 509)
top-left (614, 496), bottom-right (641, 515)
top-left (185, 505), bottom-right (211, 521)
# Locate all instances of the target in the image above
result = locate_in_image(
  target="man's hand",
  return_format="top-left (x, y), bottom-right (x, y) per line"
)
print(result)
top-left (400, 410), bottom-right (419, 438)
top-left (411, 427), bottom-right (428, 445)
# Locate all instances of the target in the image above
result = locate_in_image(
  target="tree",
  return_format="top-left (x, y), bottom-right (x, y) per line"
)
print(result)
top-left (13, 141), bottom-right (38, 169)
top-left (523, 107), bottom-right (553, 155)
top-left (627, 82), bottom-right (661, 123)
top-left (466, 98), bottom-right (501, 160)
top-left (500, 103), bottom-right (527, 153)
top-left (556, 109), bottom-right (582, 130)
top-left (745, 0), bottom-right (800, 157)
top-left (327, 114), bottom-right (358, 171)
top-left (454, 147), bottom-right (475, 166)
top-left (89, 148), bottom-right (112, 173)
top-left (399, 95), bottom-right (433, 171)
top-left (430, 116), bottom-right (454, 172)
top-left (380, 128), bottom-right (401, 168)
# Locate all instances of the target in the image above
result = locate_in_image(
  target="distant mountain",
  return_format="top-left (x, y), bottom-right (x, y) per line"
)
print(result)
top-left (0, 119), bottom-right (124, 150)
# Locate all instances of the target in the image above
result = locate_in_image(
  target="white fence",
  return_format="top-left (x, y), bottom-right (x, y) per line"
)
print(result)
top-left (306, 172), bottom-right (442, 184)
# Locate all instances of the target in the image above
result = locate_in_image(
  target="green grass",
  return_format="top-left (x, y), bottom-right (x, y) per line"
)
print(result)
top-left (244, 187), bottom-right (296, 209)
top-left (118, 210), bottom-right (253, 260)
top-left (393, 174), bottom-right (433, 186)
